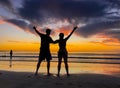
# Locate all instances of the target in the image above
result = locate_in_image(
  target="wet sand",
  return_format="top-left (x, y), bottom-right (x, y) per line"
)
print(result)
top-left (0, 61), bottom-right (120, 88)
top-left (0, 70), bottom-right (120, 88)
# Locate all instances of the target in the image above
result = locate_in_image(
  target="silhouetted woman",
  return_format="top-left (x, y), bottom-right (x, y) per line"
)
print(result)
top-left (54, 26), bottom-right (78, 77)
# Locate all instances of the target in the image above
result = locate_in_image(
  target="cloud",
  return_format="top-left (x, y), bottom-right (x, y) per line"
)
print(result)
top-left (0, 0), bottom-right (12, 8)
top-left (18, 0), bottom-right (108, 23)
top-left (90, 38), bottom-right (120, 46)
top-left (105, 29), bottom-right (120, 40)
top-left (77, 20), bottom-right (120, 37)
top-left (8, 40), bottom-right (39, 44)
top-left (0, 0), bottom-right (15, 14)
top-left (0, 20), bottom-right (5, 24)
top-left (6, 19), bottom-right (29, 29)
top-left (1, 0), bottom-right (108, 32)
top-left (5, 19), bottom-right (35, 34)
top-left (0, 0), bottom-right (120, 42)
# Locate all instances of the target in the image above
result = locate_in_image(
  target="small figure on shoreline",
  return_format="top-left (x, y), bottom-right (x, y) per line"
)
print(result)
top-left (10, 50), bottom-right (13, 68)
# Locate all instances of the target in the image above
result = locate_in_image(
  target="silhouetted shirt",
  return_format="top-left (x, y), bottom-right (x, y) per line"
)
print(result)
top-left (55, 38), bottom-right (68, 53)
top-left (39, 34), bottom-right (53, 51)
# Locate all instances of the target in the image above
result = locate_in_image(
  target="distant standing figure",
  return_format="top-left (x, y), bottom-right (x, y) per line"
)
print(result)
top-left (33, 26), bottom-right (54, 76)
top-left (10, 50), bottom-right (13, 67)
top-left (54, 26), bottom-right (78, 77)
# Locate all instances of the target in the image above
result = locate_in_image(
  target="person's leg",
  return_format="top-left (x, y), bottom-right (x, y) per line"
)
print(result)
top-left (47, 60), bottom-right (51, 75)
top-left (35, 59), bottom-right (42, 75)
top-left (64, 57), bottom-right (69, 76)
top-left (9, 56), bottom-right (12, 68)
top-left (46, 52), bottom-right (52, 76)
top-left (57, 58), bottom-right (62, 77)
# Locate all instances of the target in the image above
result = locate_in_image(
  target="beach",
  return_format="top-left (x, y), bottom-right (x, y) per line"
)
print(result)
top-left (0, 52), bottom-right (120, 88)
top-left (1, 0), bottom-right (120, 87)
top-left (0, 70), bottom-right (120, 88)
top-left (0, 60), bottom-right (120, 88)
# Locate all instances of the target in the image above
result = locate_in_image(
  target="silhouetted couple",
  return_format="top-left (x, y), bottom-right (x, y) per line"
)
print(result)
top-left (33, 26), bottom-right (77, 77)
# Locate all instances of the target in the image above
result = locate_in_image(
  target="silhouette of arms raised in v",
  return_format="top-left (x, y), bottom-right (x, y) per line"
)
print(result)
top-left (33, 26), bottom-right (42, 36)
top-left (65, 26), bottom-right (78, 40)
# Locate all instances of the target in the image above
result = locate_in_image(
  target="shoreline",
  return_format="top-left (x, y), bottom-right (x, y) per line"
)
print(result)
top-left (1, 59), bottom-right (120, 64)
top-left (1, 55), bottom-right (120, 59)
top-left (1, 56), bottom-right (120, 64)
top-left (0, 61), bottom-right (120, 77)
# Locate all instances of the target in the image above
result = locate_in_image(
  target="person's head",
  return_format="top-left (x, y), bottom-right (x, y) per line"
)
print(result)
top-left (46, 29), bottom-right (51, 35)
top-left (59, 33), bottom-right (64, 39)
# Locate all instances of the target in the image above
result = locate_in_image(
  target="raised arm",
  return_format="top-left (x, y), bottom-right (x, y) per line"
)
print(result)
top-left (33, 26), bottom-right (42, 36)
top-left (65, 26), bottom-right (78, 40)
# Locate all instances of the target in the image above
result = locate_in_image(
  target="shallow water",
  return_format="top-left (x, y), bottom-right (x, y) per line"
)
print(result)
top-left (0, 52), bottom-right (120, 77)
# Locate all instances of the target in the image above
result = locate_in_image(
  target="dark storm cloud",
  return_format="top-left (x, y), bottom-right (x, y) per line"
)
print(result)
top-left (0, 0), bottom-right (14, 13)
top-left (0, 0), bottom-right (12, 7)
top-left (18, 0), bottom-right (43, 23)
top-left (18, 0), bottom-right (108, 23)
top-left (106, 0), bottom-right (120, 7)
top-left (5, 19), bottom-right (34, 33)
top-left (1, 0), bottom-right (120, 40)
top-left (6, 19), bottom-right (29, 29)
top-left (16, 0), bottom-right (110, 35)
top-left (77, 20), bottom-right (120, 37)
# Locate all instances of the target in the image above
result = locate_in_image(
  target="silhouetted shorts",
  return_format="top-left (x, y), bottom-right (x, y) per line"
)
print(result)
top-left (58, 51), bottom-right (68, 58)
top-left (39, 50), bottom-right (52, 62)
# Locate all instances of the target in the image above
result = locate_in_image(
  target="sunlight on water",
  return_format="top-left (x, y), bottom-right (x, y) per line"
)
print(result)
top-left (0, 51), bottom-right (120, 77)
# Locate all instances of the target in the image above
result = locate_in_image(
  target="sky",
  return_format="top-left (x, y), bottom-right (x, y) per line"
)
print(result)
top-left (0, 0), bottom-right (120, 52)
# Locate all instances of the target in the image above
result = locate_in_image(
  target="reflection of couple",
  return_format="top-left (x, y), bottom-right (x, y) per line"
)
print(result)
top-left (33, 26), bottom-right (78, 77)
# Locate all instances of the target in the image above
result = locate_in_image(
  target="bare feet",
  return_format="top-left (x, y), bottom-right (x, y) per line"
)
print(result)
top-left (57, 74), bottom-right (60, 77)
top-left (35, 72), bottom-right (38, 76)
top-left (67, 74), bottom-right (70, 77)
top-left (47, 73), bottom-right (52, 76)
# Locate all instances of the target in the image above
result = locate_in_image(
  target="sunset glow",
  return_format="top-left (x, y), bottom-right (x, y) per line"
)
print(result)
top-left (1, 0), bottom-right (120, 52)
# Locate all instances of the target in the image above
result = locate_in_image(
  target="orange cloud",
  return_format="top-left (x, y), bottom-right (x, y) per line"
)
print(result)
top-left (56, 28), bottom-right (71, 35)
top-left (0, 20), bottom-right (5, 24)
top-left (90, 38), bottom-right (120, 46)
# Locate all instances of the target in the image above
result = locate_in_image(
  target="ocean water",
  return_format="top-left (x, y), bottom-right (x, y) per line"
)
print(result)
top-left (0, 51), bottom-right (120, 76)
top-left (0, 51), bottom-right (120, 64)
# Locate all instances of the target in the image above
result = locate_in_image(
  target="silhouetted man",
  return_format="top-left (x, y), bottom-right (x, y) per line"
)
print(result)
top-left (33, 26), bottom-right (54, 76)
top-left (54, 26), bottom-right (78, 77)
top-left (10, 50), bottom-right (13, 67)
